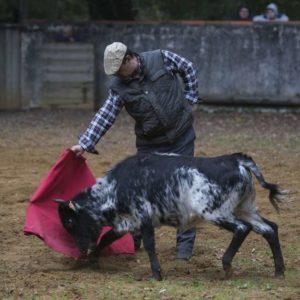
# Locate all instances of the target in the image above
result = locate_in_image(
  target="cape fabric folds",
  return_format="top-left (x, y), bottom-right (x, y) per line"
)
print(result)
top-left (23, 149), bottom-right (134, 258)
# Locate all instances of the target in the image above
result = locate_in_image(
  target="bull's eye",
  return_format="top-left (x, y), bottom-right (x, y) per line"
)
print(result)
top-left (67, 218), bottom-right (74, 228)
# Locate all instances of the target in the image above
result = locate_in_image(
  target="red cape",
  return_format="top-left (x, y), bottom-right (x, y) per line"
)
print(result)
top-left (23, 149), bottom-right (134, 258)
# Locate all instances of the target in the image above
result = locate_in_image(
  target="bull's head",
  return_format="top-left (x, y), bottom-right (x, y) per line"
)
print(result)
top-left (54, 196), bottom-right (101, 256)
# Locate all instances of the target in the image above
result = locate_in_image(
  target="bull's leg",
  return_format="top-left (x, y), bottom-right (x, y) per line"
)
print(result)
top-left (132, 232), bottom-right (142, 250)
top-left (90, 229), bottom-right (123, 258)
top-left (217, 217), bottom-right (252, 278)
top-left (261, 217), bottom-right (285, 276)
top-left (141, 220), bottom-right (162, 281)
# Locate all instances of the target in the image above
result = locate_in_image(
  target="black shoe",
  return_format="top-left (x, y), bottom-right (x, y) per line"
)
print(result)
top-left (176, 252), bottom-right (192, 261)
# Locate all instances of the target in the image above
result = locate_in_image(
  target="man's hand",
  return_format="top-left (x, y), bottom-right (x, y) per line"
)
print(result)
top-left (71, 145), bottom-right (85, 157)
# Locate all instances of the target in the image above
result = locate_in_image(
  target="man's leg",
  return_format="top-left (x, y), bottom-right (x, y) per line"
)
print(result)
top-left (173, 129), bottom-right (196, 260)
top-left (176, 228), bottom-right (196, 260)
top-left (138, 127), bottom-right (197, 260)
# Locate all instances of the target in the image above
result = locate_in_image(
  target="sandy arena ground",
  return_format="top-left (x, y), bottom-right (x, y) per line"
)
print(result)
top-left (0, 108), bottom-right (299, 299)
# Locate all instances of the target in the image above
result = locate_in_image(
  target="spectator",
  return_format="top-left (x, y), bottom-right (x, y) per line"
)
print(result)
top-left (55, 25), bottom-right (81, 42)
top-left (253, 3), bottom-right (289, 22)
top-left (233, 4), bottom-right (253, 21)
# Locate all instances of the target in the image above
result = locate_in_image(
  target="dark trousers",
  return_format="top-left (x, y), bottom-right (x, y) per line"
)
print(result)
top-left (137, 127), bottom-right (197, 259)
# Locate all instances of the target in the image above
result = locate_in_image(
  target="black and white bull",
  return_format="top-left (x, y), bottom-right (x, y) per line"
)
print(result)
top-left (55, 153), bottom-right (288, 280)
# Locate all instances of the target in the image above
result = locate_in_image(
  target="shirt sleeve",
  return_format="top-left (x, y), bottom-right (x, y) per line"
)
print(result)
top-left (161, 50), bottom-right (199, 104)
top-left (78, 89), bottom-right (123, 153)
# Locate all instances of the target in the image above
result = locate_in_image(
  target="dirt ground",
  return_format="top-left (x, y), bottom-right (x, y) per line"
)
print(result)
top-left (0, 108), bottom-right (299, 299)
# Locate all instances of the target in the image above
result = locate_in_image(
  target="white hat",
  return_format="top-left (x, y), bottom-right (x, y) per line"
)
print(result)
top-left (104, 42), bottom-right (127, 75)
top-left (266, 3), bottom-right (278, 14)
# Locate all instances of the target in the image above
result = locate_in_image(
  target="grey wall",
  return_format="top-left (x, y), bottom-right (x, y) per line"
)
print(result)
top-left (91, 22), bottom-right (300, 106)
top-left (20, 29), bottom-right (44, 108)
top-left (1, 22), bottom-right (300, 109)
top-left (0, 25), bottom-right (21, 109)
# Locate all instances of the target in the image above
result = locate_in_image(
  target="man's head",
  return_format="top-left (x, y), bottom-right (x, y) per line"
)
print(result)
top-left (238, 6), bottom-right (250, 20)
top-left (104, 42), bottom-right (138, 79)
top-left (266, 3), bottom-right (278, 20)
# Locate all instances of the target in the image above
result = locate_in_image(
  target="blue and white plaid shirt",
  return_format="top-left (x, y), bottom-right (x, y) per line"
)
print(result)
top-left (79, 50), bottom-right (199, 153)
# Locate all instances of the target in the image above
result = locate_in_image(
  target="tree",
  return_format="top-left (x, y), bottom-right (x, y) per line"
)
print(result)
top-left (86, 0), bottom-right (135, 20)
top-left (1, 0), bottom-right (300, 22)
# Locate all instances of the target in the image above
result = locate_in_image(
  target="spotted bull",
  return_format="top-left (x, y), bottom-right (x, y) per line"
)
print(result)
top-left (55, 152), bottom-right (288, 280)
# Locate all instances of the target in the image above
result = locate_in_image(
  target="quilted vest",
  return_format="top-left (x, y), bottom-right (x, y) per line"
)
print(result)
top-left (110, 50), bottom-right (193, 146)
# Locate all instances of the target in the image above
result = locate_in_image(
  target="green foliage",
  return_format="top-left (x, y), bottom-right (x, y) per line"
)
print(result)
top-left (132, 0), bottom-right (239, 20)
top-left (0, 0), bottom-right (18, 22)
top-left (1, 0), bottom-right (300, 22)
top-left (26, 0), bottom-right (89, 21)
top-left (86, 0), bottom-right (135, 20)
top-left (0, 0), bottom-right (90, 22)
top-left (133, 0), bottom-right (300, 20)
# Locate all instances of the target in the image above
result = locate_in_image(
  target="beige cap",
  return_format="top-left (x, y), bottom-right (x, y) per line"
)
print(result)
top-left (104, 42), bottom-right (127, 75)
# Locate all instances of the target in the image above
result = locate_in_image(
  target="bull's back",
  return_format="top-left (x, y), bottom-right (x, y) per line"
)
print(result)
top-left (140, 154), bottom-right (249, 226)
top-left (110, 153), bottom-right (249, 210)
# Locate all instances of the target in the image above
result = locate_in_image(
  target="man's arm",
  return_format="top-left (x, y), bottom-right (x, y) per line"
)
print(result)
top-left (161, 50), bottom-right (199, 105)
top-left (74, 90), bottom-right (123, 154)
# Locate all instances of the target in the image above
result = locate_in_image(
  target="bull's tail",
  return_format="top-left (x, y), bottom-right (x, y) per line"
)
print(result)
top-left (237, 153), bottom-right (289, 213)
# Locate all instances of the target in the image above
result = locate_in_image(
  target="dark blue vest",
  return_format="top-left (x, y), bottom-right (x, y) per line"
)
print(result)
top-left (110, 50), bottom-right (193, 146)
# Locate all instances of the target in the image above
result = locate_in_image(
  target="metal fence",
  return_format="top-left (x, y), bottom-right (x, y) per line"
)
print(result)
top-left (39, 43), bottom-right (94, 108)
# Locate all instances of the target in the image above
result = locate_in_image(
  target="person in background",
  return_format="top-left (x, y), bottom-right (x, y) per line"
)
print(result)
top-left (71, 42), bottom-right (202, 261)
top-left (234, 4), bottom-right (252, 21)
top-left (253, 3), bottom-right (289, 22)
top-left (55, 25), bottom-right (79, 42)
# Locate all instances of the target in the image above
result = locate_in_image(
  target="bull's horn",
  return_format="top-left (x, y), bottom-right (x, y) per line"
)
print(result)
top-left (54, 199), bottom-right (77, 211)
top-left (68, 201), bottom-right (77, 211)
top-left (53, 199), bottom-right (66, 204)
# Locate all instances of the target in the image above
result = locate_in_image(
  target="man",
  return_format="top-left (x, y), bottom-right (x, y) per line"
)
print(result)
top-left (253, 3), bottom-right (289, 22)
top-left (71, 42), bottom-right (201, 260)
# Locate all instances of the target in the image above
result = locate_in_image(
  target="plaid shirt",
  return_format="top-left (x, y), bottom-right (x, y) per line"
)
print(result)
top-left (79, 50), bottom-right (199, 153)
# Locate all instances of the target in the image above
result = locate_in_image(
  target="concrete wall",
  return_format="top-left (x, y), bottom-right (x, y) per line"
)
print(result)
top-left (2, 22), bottom-right (300, 109)
top-left (91, 22), bottom-right (300, 106)
top-left (20, 29), bottom-right (44, 108)
top-left (0, 25), bottom-right (21, 109)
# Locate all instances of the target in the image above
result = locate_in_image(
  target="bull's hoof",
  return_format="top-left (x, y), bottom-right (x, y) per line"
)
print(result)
top-left (87, 254), bottom-right (99, 264)
top-left (223, 262), bottom-right (233, 279)
top-left (153, 271), bottom-right (163, 281)
top-left (275, 271), bottom-right (285, 278)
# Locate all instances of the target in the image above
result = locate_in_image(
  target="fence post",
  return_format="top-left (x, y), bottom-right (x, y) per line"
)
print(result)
top-left (0, 25), bottom-right (21, 109)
